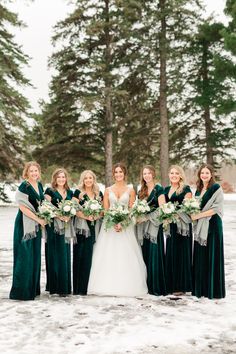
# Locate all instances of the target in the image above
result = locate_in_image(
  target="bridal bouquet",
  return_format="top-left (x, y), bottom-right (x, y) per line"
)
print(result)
top-left (158, 202), bottom-right (179, 231)
top-left (82, 199), bottom-right (104, 225)
top-left (104, 202), bottom-right (130, 231)
top-left (37, 200), bottom-right (57, 225)
top-left (56, 199), bottom-right (79, 219)
top-left (130, 199), bottom-right (151, 223)
top-left (179, 197), bottom-right (201, 215)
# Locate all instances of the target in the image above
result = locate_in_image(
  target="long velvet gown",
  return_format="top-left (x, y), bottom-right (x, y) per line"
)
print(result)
top-left (164, 185), bottom-right (193, 294)
top-left (44, 188), bottom-right (73, 295)
top-left (141, 184), bottom-right (167, 296)
top-left (73, 190), bottom-right (103, 295)
top-left (192, 183), bottom-right (225, 299)
top-left (9, 180), bottom-right (44, 300)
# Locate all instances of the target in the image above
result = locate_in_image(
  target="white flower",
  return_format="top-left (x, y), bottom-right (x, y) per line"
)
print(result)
top-left (63, 205), bottom-right (71, 212)
top-left (90, 203), bottom-right (99, 210)
top-left (71, 207), bottom-right (76, 215)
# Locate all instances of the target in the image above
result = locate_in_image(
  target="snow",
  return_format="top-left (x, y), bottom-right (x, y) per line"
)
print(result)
top-left (0, 200), bottom-right (236, 354)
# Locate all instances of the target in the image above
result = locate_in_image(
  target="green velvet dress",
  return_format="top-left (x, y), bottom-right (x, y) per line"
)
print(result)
top-left (73, 190), bottom-right (103, 295)
top-left (44, 188), bottom-right (73, 295)
top-left (9, 181), bottom-right (44, 300)
top-left (141, 184), bottom-right (167, 296)
top-left (164, 185), bottom-right (193, 294)
top-left (192, 183), bottom-right (225, 299)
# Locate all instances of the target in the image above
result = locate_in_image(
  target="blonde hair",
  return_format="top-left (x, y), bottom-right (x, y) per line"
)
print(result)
top-left (51, 168), bottom-right (70, 190)
top-left (22, 161), bottom-right (41, 180)
top-left (78, 170), bottom-right (100, 197)
top-left (139, 165), bottom-right (156, 200)
top-left (169, 165), bottom-right (186, 195)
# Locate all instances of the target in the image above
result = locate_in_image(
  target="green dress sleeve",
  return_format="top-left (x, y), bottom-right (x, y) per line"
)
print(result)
top-left (44, 187), bottom-right (54, 197)
top-left (73, 189), bottom-right (81, 199)
top-left (155, 184), bottom-right (164, 197)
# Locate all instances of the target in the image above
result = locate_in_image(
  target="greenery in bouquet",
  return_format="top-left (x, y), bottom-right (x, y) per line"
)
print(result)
top-left (104, 202), bottom-right (130, 231)
top-left (179, 197), bottom-right (201, 215)
top-left (130, 198), bottom-right (151, 223)
top-left (37, 200), bottom-right (57, 225)
top-left (82, 199), bottom-right (104, 224)
top-left (158, 201), bottom-right (179, 231)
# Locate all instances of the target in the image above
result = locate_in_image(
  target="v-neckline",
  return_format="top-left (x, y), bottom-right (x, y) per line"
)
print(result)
top-left (56, 189), bottom-right (67, 200)
top-left (110, 189), bottom-right (129, 201)
top-left (28, 181), bottom-right (40, 198)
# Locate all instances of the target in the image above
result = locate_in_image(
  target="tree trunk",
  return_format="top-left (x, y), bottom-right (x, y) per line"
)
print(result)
top-left (159, 0), bottom-right (169, 186)
top-left (202, 42), bottom-right (214, 166)
top-left (104, 0), bottom-right (113, 186)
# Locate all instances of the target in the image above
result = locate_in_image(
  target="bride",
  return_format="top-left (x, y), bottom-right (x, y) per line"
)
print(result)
top-left (87, 163), bottom-right (148, 297)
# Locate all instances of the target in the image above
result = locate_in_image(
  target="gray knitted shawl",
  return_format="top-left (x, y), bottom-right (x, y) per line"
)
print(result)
top-left (15, 190), bottom-right (40, 241)
top-left (193, 187), bottom-right (224, 246)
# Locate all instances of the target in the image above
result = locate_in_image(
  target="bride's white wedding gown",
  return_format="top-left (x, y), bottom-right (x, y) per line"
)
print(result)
top-left (87, 189), bottom-right (148, 296)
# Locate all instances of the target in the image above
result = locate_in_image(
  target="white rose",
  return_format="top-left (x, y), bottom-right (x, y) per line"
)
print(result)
top-left (63, 205), bottom-right (71, 212)
top-left (71, 207), bottom-right (76, 215)
top-left (90, 203), bottom-right (98, 210)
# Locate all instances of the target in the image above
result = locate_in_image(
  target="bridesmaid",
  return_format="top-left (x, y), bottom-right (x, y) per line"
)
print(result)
top-left (10, 161), bottom-right (46, 300)
top-left (164, 165), bottom-right (193, 295)
top-left (192, 164), bottom-right (225, 299)
top-left (44, 168), bottom-right (73, 296)
top-left (73, 170), bottom-right (103, 295)
top-left (138, 165), bottom-right (167, 296)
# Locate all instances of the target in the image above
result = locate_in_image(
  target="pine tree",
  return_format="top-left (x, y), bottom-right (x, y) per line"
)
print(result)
top-left (0, 1), bottom-right (30, 179)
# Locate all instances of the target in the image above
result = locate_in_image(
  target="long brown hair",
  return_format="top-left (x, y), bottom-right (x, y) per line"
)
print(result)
top-left (139, 165), bottom-right (156, 200)
top-left (169, 165), bottom-right (186, 195)
top-left (112, 162), bottom-right (127, 181)
top-left (196, 164), bottom-right (216, 192)
top-left (22, 161), bottom-right (41, 180)
top-left (51, 168), bottom-right (70, 190)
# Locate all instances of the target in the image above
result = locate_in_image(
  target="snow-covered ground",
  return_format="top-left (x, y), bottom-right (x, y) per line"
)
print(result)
top-left (0, 197), bottom-right (236, 354)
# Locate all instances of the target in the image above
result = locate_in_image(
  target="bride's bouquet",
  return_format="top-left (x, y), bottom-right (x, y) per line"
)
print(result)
top-left (158, 201), bottom-right (179, 231)
top-left (104, 202), bottom-right (130, 231)
top-left (82, 199), bottom-right (104, 225)
top-left (56, 199), bottom-right (79, 220)
top-left (179, 197), bottom-right (201, 215)
top-left (130, 199), bottom-right (151, 223)
top-left (37, 200), bottom-right (57, 225)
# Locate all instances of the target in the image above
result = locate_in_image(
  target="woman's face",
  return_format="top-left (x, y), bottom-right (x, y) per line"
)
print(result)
top-left (114, 167), bottom-right (125, 182)
top-left (56, 172), bottom-right (67, 187)
top-left (27, 165), bottom-right (40, 181)
top-left (143, 168), bottom-right (154, 184)
top-left (84, 173), bottom-right (94, 188)
top-left (169, 168), bottom-right (181, 185)
top-left (200, 167), bottom-right (212, 184)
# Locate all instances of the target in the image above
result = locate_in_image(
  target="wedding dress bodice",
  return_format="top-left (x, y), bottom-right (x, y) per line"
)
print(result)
top-left (109, 189), bottom-right (130, 207)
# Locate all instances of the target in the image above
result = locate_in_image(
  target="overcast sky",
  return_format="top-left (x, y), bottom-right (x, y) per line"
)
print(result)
top-left (9, 0), bottom-right (228, 112)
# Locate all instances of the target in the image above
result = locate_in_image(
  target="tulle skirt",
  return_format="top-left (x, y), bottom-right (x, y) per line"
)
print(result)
top-left (88, 223), bottom-right (148, 297)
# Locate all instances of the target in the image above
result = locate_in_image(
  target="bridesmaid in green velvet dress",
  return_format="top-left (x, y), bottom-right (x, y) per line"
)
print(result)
top-left (73, 170), bottom-right (103, 295)
top-left (10, 161), bottom-right (46, 300)
top-left (191, 164), bottom-right (225, 299)
top-left (138, 165), bottom-right (167, 295)
top-left (44, 168), bottom-right (73, 296)
top-left (164, 165), bottom-right (193, 295)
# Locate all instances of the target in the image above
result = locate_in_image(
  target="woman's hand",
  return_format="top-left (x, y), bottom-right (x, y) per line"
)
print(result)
top-left (114, 223), bottom-right (122, 232)
top-left (191, 214), bottom-right (199, 221)
top-left (136, 216), bottom-right (147, 224)
top-left (37, 218), bottom-right (47, 227)
top-left (87, 215), bottom-right (94, 222)
top-left (58, 216), bottom-right (70, 223)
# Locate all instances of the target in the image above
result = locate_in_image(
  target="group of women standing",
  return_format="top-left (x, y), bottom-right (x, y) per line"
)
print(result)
top-left (9, 161), bottom-right (225, 301)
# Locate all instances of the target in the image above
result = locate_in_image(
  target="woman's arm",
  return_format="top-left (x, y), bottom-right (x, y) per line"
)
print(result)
top-left (128, 188), bottom-right (136, 208)
top-left (158, 194), bottom-right (166, 206)
top-left (103, 189), bottom-right (110, 210)
top-left (184, 192), bottom-right (192, 199)
top-left (19, 205), bottom-right (46, 227)
top-left (191, 209), bottom-right (215, 221)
